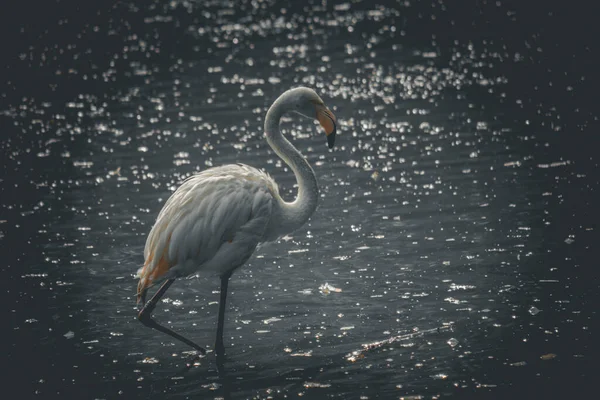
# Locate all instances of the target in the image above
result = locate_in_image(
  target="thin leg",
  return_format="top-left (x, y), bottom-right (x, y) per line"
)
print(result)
top-left (216, 351), bottom-right (231, 399)
top-left (215, 271), bottom-right (232, 355)
top-left (138, 278), bottom-right (206, 356)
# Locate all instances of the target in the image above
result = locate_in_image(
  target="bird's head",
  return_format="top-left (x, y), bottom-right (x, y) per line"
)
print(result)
top-left (284, 87), bottom-right (337, 149)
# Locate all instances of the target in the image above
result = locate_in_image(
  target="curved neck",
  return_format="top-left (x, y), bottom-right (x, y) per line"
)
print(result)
top-left (264, 97), bottom-right (319, 235)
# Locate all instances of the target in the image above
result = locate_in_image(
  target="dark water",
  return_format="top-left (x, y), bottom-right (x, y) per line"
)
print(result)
top-left (2, 1), bottom-right (599, 399)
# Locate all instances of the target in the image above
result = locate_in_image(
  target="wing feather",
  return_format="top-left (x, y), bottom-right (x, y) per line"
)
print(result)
top-left (137, 165), bottom-right (275, 298)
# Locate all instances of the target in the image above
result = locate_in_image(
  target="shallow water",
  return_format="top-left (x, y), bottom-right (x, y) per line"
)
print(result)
top-left (2, 1), bottom-right (599, 399)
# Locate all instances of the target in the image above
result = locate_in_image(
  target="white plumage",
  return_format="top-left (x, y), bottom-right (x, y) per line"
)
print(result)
top-left (136, 164), bottom-right (275, 296)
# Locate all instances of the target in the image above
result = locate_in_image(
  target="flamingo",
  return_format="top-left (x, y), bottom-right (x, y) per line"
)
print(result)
top-left (136, 87), bottom-right (337, 357)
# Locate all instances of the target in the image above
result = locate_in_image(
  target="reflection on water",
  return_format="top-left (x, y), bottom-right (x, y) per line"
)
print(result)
top-left (2, 0), bottom-right (598, 399)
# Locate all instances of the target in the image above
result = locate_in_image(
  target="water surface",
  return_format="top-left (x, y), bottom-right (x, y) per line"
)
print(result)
top-left (2, 1), bottom-right (599, 399)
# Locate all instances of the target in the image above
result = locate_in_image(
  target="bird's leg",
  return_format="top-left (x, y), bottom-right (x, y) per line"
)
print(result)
top-left (216, 350), bottom-right (232, 399)
top-left (138, 287), bottom-right (148, 306)
top-left (215, 271), bottom-right (233, 356)
top-left (138, 278), bottom-right (207, 357)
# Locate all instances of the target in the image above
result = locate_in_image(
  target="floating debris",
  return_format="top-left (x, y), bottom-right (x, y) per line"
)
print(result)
top-left (528, 306), bottom-right (541, 315)
top-left (291, 350), bottom-right (313, 357)
top-left (201, 382), bottom-right (222, 390)
top-left (109, 166), bottom-right (121, 176)
top-left (509, 361), bottom-right (527, 367)
top-left (347, 352), bottom-right (365, 362)
top-left (319, 283), bottom-right (342, 294)
top-left (346, 325), bottom-right (452, 362)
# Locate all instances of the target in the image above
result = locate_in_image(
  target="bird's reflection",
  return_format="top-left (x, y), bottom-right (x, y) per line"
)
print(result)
top-left (171, 351), bottom-right (232, 399)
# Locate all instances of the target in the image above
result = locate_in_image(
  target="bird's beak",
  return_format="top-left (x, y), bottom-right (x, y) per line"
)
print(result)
top-left (315, 104), bottom-right (337, 149)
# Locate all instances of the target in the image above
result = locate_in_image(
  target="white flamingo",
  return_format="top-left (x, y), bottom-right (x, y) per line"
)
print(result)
top-left (136, 87), bottom-right (337, 357)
